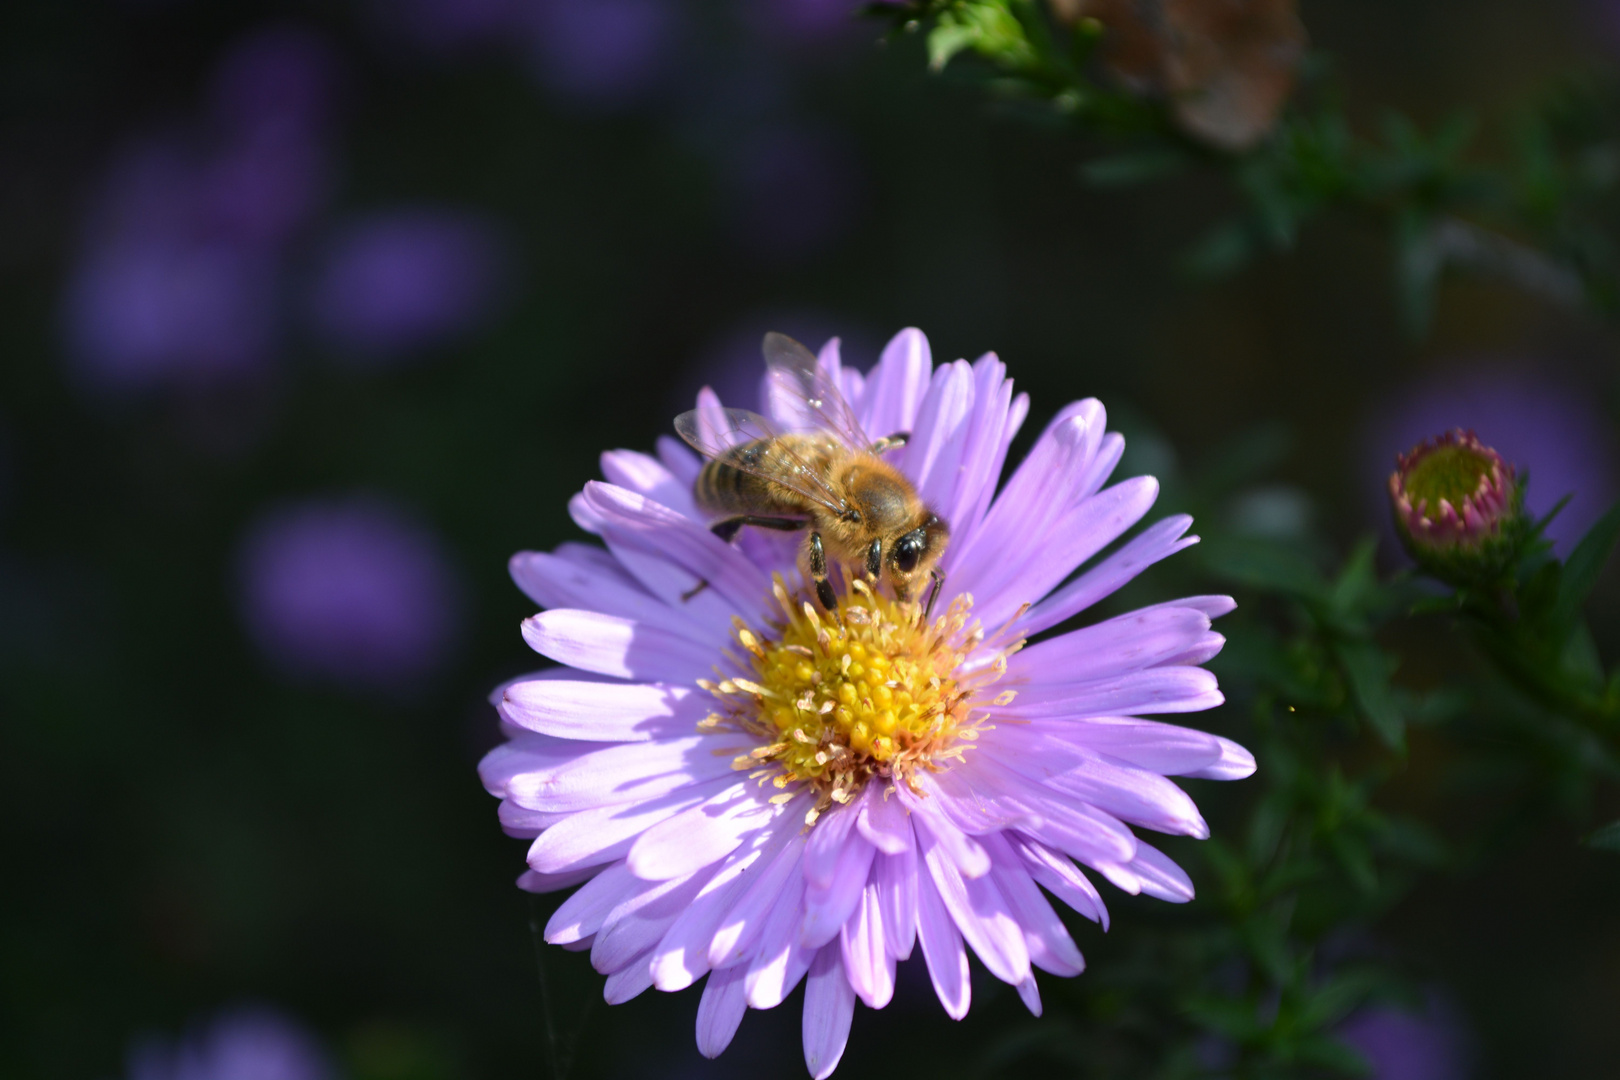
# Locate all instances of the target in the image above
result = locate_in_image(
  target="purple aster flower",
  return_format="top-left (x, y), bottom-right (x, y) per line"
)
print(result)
top-left (306, 208), bottom-right (511, 365)
top-left (235, 495), bottom-right (462, 691)
top-left (127, 1005), bottom-right (333, 1080)
top-left (481, 327), bottom-right (1253, 1076)
top-left (1363, 364), bottom-right (1617, 555)
top-left (1337, 1000), bottom-right (1473, 1080)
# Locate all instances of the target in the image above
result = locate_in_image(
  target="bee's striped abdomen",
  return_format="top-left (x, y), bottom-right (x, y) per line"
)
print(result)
top-left (693, 435), bottom-right (833, 519)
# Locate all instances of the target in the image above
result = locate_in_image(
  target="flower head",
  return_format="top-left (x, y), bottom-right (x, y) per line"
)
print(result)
top-left (482, 328), bottom-right (1253, 1077)
top-left (1389, 429), bottom-right (1524, 583)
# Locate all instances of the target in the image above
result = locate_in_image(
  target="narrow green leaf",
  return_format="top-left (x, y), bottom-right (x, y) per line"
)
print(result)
top-left (1335, 640), bottom-right (1405, 750)
top-left (1586, 820), bottom-right (1620, 852)
top-left (1554, 499), bottom-right (1620, 624)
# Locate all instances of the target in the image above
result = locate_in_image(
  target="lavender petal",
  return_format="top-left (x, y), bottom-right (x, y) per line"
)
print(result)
top-left (801, 944), bottom-right (856, 1080)
top-left (915, 866), bottom-right (971, 1020)
top-left (521, 608), bottom-right (715, 681)
top-left (695, 963), bottom-right (750, 1059)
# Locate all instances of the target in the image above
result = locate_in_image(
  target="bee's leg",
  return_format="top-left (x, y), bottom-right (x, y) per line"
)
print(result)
top-left (684, 516), bottom-right (806, 602)
top-left (923, 567), bottom-right (945, 620)
top-left (709, 515), bottom-right (805, 544)
top-left (867, 432), bottom-right (910, 455)
top-left (808, 532), bottom-right (838, 613)
top-left (864, 539), bottom-right (882, 580)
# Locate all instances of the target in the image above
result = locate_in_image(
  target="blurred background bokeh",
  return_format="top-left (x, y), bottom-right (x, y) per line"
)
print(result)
top-left (3, 1), bottom-right (1619, 1077)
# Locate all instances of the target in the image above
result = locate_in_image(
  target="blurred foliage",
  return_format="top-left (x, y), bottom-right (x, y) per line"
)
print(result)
top-left (870, 0), bottom-right (1620, 333)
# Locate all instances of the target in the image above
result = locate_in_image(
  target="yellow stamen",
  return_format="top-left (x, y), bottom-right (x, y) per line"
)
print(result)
top-left (699, 573), bottom-right (1022, 821)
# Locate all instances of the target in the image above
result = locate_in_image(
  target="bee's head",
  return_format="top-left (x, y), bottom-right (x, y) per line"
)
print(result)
top-left (888, 512), bottom-right (949, 595)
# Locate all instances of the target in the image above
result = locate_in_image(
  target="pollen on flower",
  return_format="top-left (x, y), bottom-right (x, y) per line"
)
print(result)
top-left (702, 574), bottom-right (1022, 818)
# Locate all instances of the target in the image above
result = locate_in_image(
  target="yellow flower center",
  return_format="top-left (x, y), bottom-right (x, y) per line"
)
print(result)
top-left (699, 575), bottom-right (1022, 819)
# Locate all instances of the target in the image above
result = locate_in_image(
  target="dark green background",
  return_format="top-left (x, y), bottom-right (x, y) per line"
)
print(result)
top-left (3, 1), bottom-right (1618, 1076)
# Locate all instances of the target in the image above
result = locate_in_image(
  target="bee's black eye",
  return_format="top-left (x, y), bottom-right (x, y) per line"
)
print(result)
top-left (893, 530), bottom-right (925, 573)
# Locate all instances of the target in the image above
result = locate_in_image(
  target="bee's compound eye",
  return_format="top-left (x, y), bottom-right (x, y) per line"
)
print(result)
top-left (893, 530), bottom-right (925, 573)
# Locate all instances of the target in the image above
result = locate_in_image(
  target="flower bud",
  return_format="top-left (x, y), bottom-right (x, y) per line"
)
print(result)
top-left (1389, 429), bottom-right (1524, 583)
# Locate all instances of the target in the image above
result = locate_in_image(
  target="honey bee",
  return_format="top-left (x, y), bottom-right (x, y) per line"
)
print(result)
top-left (675, 332), bottom-right (949, 616)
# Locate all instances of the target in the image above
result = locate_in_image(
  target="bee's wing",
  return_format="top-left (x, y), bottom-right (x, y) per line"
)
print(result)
top-left (761, 332), bottom-right (873, 451)
top-left (673, 404), bottom-right (850, 516)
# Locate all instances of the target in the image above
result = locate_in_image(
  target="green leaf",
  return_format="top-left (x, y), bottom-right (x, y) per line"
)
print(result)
top-left (1335, 640), bottom-right (1405, 750)
top-left (1586, 820), bottom-right (1620, 852)
top-left (1202, 537), bottom-right (1329, 600)
top-left (1553, 499), bottom-right (1620, 625)
top-left (927, 23), bottom-right (979, 71)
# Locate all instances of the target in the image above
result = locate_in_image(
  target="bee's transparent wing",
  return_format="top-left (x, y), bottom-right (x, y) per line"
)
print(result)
top-left (761, 332), bottom-right (873, 450)
top-left (673, 404), bottom-right (849, 515)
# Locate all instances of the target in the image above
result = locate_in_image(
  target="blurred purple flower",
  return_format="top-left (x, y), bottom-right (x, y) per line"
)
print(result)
top-left (235, 496), bottom-right (462, 690)
top-left (63, 189), bottom-right (281, 391)
top-left (1363, 365), bottom-right (1616, 554)
top-left (1338, 1001), bottom-right (1472, 1080)
top-left (62, 26), bottom-right (341, 393)
top-left (307, 208), bottom-right (511, 364)
top-left (725, 125), bottom-right (860, 261)
top-left (527, 0), bottom-right (679, 107)
top-left (127, 1006), bottom-right (333, 1080)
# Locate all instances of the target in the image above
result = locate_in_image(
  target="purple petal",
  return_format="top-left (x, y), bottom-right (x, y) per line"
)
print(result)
top-left (1005, 831), bottom-right (1109, 929)
top-left (1011, 716), bottom-right (1228, 776)
top-left (915, 866), bottom-right (971, 1020)
top-left (984, 735), bottom-right (1210, 838)
top-left (627, 781), bottom-right (781, 881)
top-left (802, 944), bottom-right (856, 1080)
top-left (1179, 736), bottom-right (1257, 780)
top-left (650, 798), bottom-right (806, 991)
top-left (581, 481), bottom-right (772, 623)
top-left (696, 963), bottom-right (750, 1059)
top-left (1128, 839), bottom-right (1196, 902)
top-left (916, 814), bottom-right (1032, 987)
top-left (521, 609), bottom-right (716, 681)
top-left (710, 834), bottom-right (807, 969)
top-left (855, 784), bottom-right (914, 855)
top-left (981, 832), bottom-right (1084, 976)
top-left (744, 890), bottom-right (816, 1010)
top-left (517, 866), bottom-right (600, 894)
top-left (970, 476), bottom-right (1161, 632)
top-left (1016, 517), bottom-right (1199, 636)
top-left (509, 549), bottom-right (694, 634)
top-left (599, 449), bottom-right (699, 521)
top-left (1016, 976), bottom-right (1042, 1017)
top-left (593, 869), bottom-right (712, 974)
top-left (1000, 665), bottom-right (1225, 718)
top-left (527, 778), bottom-right (729, 873)
top-left (499, 679), bottom-right (710, 742)
top-left (801, 826), bottom-right (876, 948)
top-left (545, 861), bottom-right (643, 943)
top-left (1012, 606), bottom-right (1212, 685)
top-left (941, 356), bottom-right (1024, 543)
top-left (501, 802), bottom-right (559, 837)
top-left (803, 797), bottom-right (862, 889)
top-left (604, 950), bottom-right (657, 1003)
top-left (655, 434), bottom-right (701, 486)
top-left (875, 845), bottom-right (919, 960)
top-left (504, 735), bottom-right (737, 813)
top-left (859, 327), bottom-right (932, 439)
top-left (915, 766), bottom-right (1043, 837)
top-left (839, 878), bottom-right (895, 1008)
top-left (903, 359), bottom-right (976, 517)
top-left (895, 782), bottom-right (991, 877)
